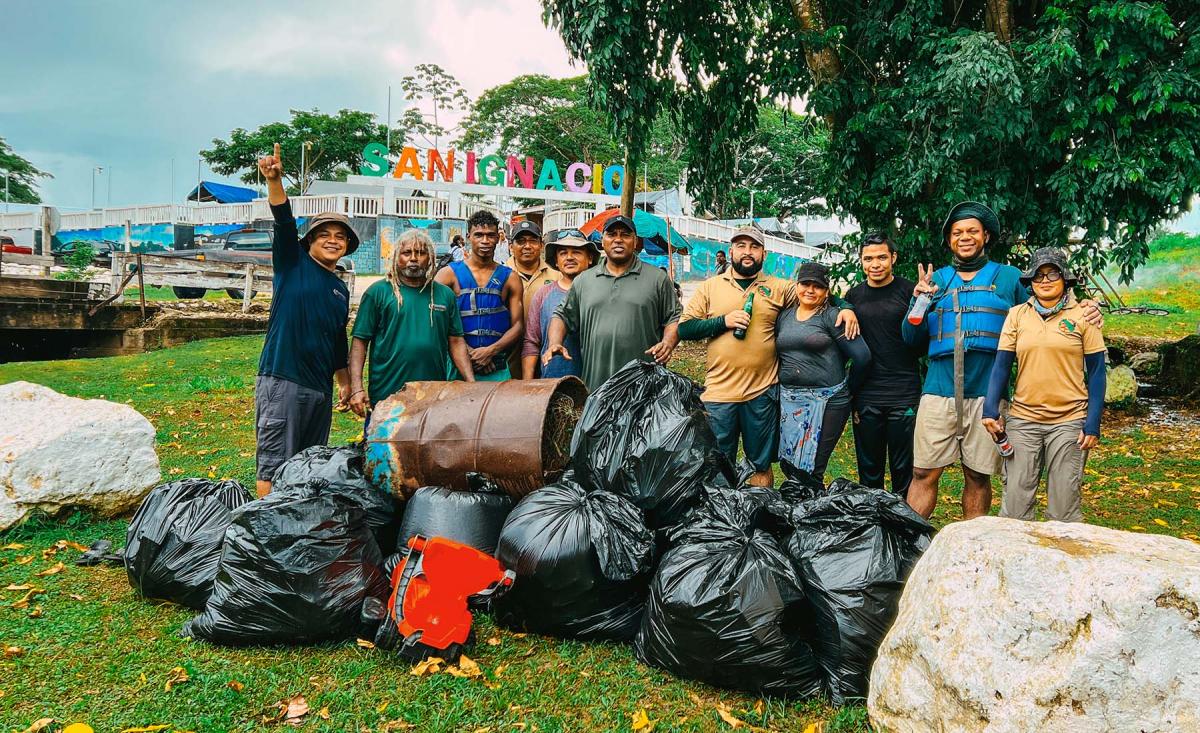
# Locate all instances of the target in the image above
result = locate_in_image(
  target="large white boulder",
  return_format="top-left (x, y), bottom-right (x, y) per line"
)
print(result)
top-left (0, 381), bottom-right (160, 530)
top-left (869, 517), bottom-right (1200, 733)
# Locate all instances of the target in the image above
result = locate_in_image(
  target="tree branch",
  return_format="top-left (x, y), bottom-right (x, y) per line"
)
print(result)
top-left (985, 0), bottom-right (1013, 43)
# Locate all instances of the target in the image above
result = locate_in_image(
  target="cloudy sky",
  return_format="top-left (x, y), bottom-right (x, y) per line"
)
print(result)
top-left (0, 0), bottom-right (581, 210)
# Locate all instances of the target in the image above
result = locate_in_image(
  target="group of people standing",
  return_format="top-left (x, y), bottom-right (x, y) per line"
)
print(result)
top-left (683, 202), bottom-right (1106, 522)
top-left (251, 143), bottom-right (1107, 523)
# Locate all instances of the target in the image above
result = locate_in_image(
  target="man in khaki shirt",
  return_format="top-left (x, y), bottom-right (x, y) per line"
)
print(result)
top-left (505, 220), bottom-right (559, 378)
top-left (680, 225), bottom-right (857, 486)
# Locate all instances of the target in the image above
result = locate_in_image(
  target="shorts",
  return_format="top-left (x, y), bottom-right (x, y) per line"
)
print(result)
top-left (254, 375), bottom-right (332, 482)
top-left (705, 385), bottom-right (779, 472)
top-left (913, 394), bottom-right (1005, 475)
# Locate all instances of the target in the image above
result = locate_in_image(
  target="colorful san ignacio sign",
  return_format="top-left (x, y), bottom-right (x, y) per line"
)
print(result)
top-left (359, 143), bottom-right (626, 195)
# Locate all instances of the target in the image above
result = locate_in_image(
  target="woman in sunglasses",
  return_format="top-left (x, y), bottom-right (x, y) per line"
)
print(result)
top-left (981, 247), bottom-right (1107, 522)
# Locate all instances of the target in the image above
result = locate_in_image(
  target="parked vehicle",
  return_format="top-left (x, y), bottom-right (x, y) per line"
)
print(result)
top-left (53, 239), bottom-right (120, 266)
top-left (1, 235), bottom-right (33, 255)
top-left (160, 228), bottom-right (355, 299)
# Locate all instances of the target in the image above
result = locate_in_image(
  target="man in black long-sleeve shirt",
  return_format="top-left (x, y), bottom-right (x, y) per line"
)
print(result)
top-left (844, 233), bottom-right (923, 497)
top-left (253, 143), bottom-right (355, 496)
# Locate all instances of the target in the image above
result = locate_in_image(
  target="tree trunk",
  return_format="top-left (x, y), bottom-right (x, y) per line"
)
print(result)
top-left (621, 147), bottom-right (637, 217)
top-left (789, 0), bottom-right (843, 129)
top-left (985, 0), bottom-right (1014, 43)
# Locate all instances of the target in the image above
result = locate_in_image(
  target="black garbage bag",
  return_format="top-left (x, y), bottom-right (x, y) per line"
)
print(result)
top-left (778, 462), bottom-right (826, 504)
top-left (272, 443), bottom-right (400, 555)
top-left (397, 474), bottom-right (515, 555)
top-left (635, 484), bottom-right (824, 696)
top-left (182, 487), bottom-right (387, 645)
top-left (125, 478), bottom-right (251, 610)
top-left (787, 478), bottom-right (934, 704)
top-left (493, 472), bottom-right (654, 641)
top-left (569, 360), bottom-right (731, 528)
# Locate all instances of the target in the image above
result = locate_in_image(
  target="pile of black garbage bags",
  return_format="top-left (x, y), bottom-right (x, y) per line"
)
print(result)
top-left (123, 360), bottom-right (932, 703)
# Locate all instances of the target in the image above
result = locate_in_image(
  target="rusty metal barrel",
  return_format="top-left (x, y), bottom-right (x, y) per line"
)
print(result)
top-left (363, 377), bottom-right (588, 499)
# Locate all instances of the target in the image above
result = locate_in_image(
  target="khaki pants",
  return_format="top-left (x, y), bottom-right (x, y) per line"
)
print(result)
top-left (1000, 416), bottom-right (1087, 522)
top-left (913, 395), bottom-right (1003, 475)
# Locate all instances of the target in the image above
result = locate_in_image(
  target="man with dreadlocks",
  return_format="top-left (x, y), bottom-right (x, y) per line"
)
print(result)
top-left (349, 228), bottom-right (474, 423)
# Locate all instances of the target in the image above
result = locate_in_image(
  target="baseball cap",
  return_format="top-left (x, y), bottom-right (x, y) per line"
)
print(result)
top-left (603, 215), bottom-right (637, 234)
top-left (512, 220), bottom-right (543, 241)
top-left (731, 225), bottom-right (765, 247)
top-left (545, 235), bottom-right (600, 266)
top-left (795, 261), bottom-right (831, 288)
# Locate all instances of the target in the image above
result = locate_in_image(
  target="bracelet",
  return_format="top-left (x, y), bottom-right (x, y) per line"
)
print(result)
top-left (350, 389), bottom-right (365, 397)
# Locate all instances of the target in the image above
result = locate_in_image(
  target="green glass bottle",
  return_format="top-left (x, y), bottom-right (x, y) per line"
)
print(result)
top-left (733, 290), bottom-right (755, 340)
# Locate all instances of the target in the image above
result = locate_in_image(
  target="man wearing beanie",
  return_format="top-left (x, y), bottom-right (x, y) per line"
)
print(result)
top-left (901, 201), bottom-right (1100, 520)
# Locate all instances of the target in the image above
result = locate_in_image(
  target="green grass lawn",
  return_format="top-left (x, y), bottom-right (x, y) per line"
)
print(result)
top-left (1101, 232), bottom-right (1200, 341)
top-left (2, 334), bottom-right (1198, 733)
top-left (2, 234), bottom-right (1198, 732)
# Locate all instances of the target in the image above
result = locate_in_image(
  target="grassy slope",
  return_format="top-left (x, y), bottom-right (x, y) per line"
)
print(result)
top-left (2, 236), bottom-right (1198, 732)
top-left (1101, 232), bottom-right (1200, 341)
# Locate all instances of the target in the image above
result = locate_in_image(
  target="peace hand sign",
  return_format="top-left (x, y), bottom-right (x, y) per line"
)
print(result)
top-left (914, 263), bottom-right (939, 296)
top-left (258, 142), bottom-right (283, 182)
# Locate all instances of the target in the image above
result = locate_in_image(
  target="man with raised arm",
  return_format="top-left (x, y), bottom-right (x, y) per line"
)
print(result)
top-left (253, 143), bottom-right (355, 497)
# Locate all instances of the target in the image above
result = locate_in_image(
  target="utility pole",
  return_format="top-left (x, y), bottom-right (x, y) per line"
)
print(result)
top-left (386, 85), bottom-right (392, 153)
top-left (620, 148), bottom-right (637, 217)
top-left (749, 190), bottom-right (755, 221)
top-left (92, 166), bottom-right (104, 210)
top-left (3, 171), bottom-right (9, 213)
top-left (197, 157), bottom-right (202, 202)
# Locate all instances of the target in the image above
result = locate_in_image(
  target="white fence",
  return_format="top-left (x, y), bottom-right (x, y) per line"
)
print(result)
top-left (7, 196), bottom-right (502, 235)
top-left (542, 207), bottom-right (832, 261)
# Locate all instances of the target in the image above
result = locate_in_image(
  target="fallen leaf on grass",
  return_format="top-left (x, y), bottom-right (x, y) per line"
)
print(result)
top-left (355, 638), bottom-right (376, 649)
top-left (19, 719), bottom-right (54, 733)
top-left (410, 657), bottom-right (446, 677)
top-left (27, 605), bottom-right (43, 618)
top-left (5, 646), bottom-right (26, 658)
top-left (280, 695), bottom-right (309, 726)
top-left (632, 708), bottom-right (656, 731)
top-left (801, 723), bottom-right (823, 733)
top-left (1130, 525), bottom-right (1146, 531)
top-left (1, 543), bottom-right (26, 551)
top-left (446, 655), bottom-right (483, 679)
top-left (487, 636), bottom-right (501, 646)
top-left (11, 588), bottom-right (45, 609)
top-left (493, 664), bottom-right (507, 678)
top-left (119, 726), bottom-right (170, 733)
top-left (35, 562), bottom-right (65, 577)
top-left (69, 594), bottom-right (84, 601)
top-left (753, 700), bottom-right (764, 716)
top-left (5, 584), bottom-right (33, 591)
top-left (380, 721), bottom-right (415, 731)
top-left (1154, 518), bottom-right (1170, 527)
top-left (15, 555), bottom-right (33, 565)
top-left (376, 701), bottom-right (390, 714)
top-left (56, 540), bottom-right (89, 552)
top-left (317, 706), bottom-right (330, 720)
top-left (226, 680), bottom-right (244, 692)
top-left (688, 693), bottom-right (704, 707)
top-left (164, 666), bottom-right (189, 692)
top-left (716, 705), bottom-right (746, 729)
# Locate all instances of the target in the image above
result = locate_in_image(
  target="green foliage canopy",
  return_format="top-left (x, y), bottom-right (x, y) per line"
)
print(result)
top-left (543, 0), bottom-right (1200, 281)
top-left (202, 109), bottom-right (398, 193)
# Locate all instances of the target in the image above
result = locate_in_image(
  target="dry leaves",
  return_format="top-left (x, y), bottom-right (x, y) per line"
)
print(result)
top-left (11, 587), bottom-right (45, 609)
top-left (487, 636), bottom-right (501, 646)
top-left (18, 719), bottom-right (54, 733)
top-left (15, 555), bottom-right (33, 565)
top-left (410, 657), bottom-right (446, 677)
top-left (227, 680), bottom-right (245, 693)
top-left (1, 543), bottom-right (26, 551)
top-left (164, 666), bottom-right (190, 692)
top-left (280, 695), bottom-right (309, 726)
top-left (446, 655), bottom-right (483, 679)
top-left (5, 584), bottom-right (33, 591)
top-left (317, 706), bottom-right (330, 720)
top-left (380, 721), bottom-right (415, 731)
top-left (119, 726), bottom-right (170, 733)
top-left (5, 646), bottom-right (26, 658)
top-left (356, 638), bottom-right (376, 649)
top-left (27, 605), bottom-right (43, 618)
top-left (632, 708), bottom-right (656, 731)
top-left (34, 562), bottom-right (65, 577)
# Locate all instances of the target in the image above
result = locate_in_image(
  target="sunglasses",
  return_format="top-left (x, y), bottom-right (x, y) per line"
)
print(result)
top-left (1031, 270), bottom-right (1063, 282)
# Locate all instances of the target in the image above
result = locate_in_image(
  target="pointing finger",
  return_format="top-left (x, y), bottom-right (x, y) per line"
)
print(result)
top-left (273, 142), bottom-right (280, 161)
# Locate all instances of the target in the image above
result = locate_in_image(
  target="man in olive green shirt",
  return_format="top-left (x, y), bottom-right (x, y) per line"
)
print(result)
top-left (349, 230), bottom-right (474, 422)
top-left (545, 215), bottom-right (681, 390)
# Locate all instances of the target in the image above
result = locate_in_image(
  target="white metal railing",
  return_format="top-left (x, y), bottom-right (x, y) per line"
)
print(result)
top-left (669, 216), bottom-right (828, 261)
top-left (0, 211), bottom-right (37, 230)
top-left (543, 208), bottom-right (594, 232)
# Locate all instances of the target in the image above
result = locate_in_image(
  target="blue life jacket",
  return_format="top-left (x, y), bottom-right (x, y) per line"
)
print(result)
top-left (926, 260), bottom-right (1010, 359)
top-left (451, 261), bottom-right (513, 367)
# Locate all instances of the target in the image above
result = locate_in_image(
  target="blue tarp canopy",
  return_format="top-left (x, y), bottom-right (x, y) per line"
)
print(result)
top-left (187, 181), bottom-right (258, 204)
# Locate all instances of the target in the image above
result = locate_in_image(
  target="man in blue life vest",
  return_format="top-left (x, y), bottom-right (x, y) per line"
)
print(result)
top-left (901, 201), bottom-right (1101, 520)
top-left (434, 210), bottom-right (524, 381)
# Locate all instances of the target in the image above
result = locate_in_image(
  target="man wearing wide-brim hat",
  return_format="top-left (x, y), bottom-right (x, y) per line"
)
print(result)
top-left (522, 232), bottom-right (599, 379)
top-left (252, 143), bottom-right (357, 497)
top-left (901, 201), bottom-right (1103, 521)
